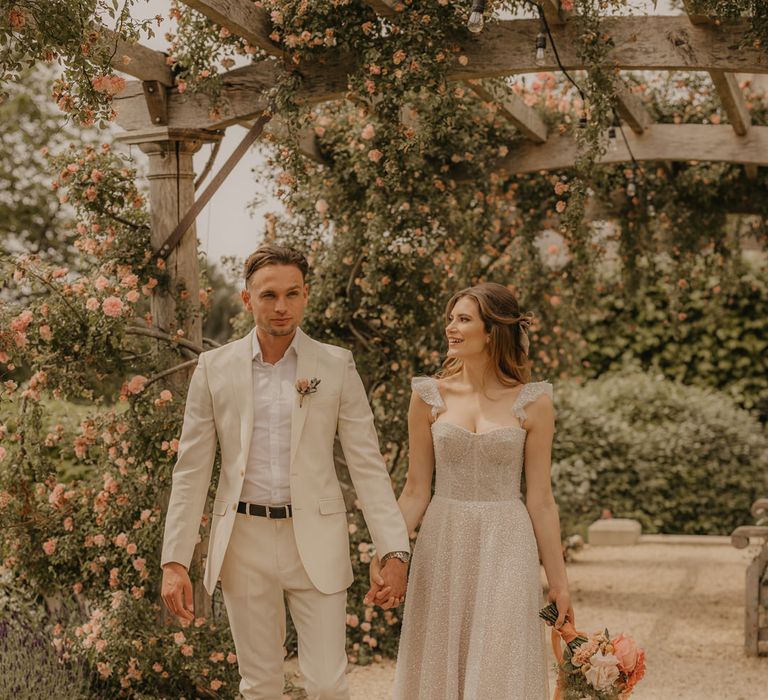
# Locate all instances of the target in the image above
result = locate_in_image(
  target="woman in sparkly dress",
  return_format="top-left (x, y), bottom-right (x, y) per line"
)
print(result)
top-left (367, 282), bottom-right (574, 699)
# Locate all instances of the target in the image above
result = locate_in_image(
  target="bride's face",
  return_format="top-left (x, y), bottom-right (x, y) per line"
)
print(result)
top-left (446, 296), bottom-right (490, 359)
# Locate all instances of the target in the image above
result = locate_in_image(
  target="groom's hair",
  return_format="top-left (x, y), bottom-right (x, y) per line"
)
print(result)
top-left (244, 244), bottom-right (309, 285)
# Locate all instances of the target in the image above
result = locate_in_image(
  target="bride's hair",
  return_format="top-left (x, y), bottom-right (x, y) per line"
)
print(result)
top-left (438, 282), bottom-right (532, 386)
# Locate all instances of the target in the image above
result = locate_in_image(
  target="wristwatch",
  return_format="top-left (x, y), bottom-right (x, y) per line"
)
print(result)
top-left (381, 550), bottom-right (411, 565)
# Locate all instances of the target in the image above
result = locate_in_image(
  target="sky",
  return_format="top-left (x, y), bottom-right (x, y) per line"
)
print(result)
top-left (123, 0), bottom-right (681, 266)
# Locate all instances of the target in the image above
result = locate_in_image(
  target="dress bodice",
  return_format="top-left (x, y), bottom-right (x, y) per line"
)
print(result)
top-left (411, 376), bottom-right (553, 502)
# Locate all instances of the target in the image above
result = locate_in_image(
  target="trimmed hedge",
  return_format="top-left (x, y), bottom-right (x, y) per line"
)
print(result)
top-left (551, 369), bottom-right (768, 536)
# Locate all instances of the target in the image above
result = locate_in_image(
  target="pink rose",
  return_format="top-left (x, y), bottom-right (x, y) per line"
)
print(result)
top-left (86, 297), bottom-right (100, 311)
top-left (125, 290), bottom-right (140, 303)
top-left (361, 123), bottom-right (375, 140)
top-left (295, 378), bottom-right (310, 392)
top-left (612, 633), bottom-right (639, 673)
top-left (126, 543), bottom-right (137, 555)
top-left (125, 375), bottom-right (147, 395)
top-left (94, 276), bottom-right (110, 291)
top-left (39, 325), bottom-right (52, 341)
top-left (114, 533), bottom-right (128, 548)
top-left (43, 538), bottom-right (58, 555)
top-left (181, 644), bottom-right (194, 657)
top-left (102, 296), bottom-right (123, 317)
top-left (159, 389), bottom-right (172, 402)
top-left (368, 149), bottom-right (383, 163)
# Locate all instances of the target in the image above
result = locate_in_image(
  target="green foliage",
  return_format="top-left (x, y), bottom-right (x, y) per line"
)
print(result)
top-left (551, 370), bottom-right (768, 536)
top-left (582, 257), bottom-right (768, 422)
top-left (0, 1), bottom-right (157, 126)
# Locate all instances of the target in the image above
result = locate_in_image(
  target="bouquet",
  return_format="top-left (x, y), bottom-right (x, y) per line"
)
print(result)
top-left (539, 603), bottom-right (646, 700)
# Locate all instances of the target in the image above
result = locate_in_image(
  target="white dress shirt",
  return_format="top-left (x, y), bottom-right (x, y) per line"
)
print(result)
top-left (239, 330), bottom-right (299, 505)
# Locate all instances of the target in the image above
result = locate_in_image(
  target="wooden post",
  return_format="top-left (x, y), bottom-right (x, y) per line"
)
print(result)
top-left (121, 128), bottom-right (223, 619)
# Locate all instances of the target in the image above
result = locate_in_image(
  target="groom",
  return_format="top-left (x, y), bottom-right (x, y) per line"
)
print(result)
top-left (160, 244), bottom-right (410, 699)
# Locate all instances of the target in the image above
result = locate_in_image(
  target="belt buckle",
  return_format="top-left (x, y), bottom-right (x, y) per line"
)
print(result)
top-left (266, 505), bottom-right (274, 519)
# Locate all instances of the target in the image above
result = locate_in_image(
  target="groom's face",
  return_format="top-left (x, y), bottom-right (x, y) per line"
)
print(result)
top-left (241, 264), bottom-right (308, 337)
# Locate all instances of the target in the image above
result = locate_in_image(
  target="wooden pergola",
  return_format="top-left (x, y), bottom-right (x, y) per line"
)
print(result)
top-left (106, 0), bottom-right (768, 611)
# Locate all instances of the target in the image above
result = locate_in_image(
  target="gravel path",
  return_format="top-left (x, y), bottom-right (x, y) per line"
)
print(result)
top-left (338, 539), bottom-right (767, 700)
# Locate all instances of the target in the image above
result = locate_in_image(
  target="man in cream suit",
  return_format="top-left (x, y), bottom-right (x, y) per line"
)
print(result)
top-left (161, 244), bottom-right (410, 699)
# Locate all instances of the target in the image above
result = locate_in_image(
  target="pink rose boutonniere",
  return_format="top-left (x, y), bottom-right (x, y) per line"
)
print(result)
top-left (295, 377), bottom-right (321, 407)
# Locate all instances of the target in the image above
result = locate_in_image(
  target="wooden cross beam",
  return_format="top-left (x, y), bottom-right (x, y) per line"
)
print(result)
top-left (105, 29), bottom-right (175, 86)
top-left (467, 81), bottom-right (548, 143)
top-left (613, 80), bottom-right (653, 135)
top-left (681, 3), bottom-right (755, 177)
top-left (492, 124), bottom-right (768, 175)
top-left (364, 0), bottom-right (400, 17)
top-left (177, 0), bottom-right (282, 57)
top-left (539, 0), bottom-right (571, 27)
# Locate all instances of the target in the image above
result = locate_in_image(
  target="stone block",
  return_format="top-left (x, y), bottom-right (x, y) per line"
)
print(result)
top-left (587, 518), bottom-right (642, 546)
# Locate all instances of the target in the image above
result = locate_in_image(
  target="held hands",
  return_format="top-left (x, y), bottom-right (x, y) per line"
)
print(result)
top-left (161, 562), bottom-right (195, 622)
top-left (364, 554), bottom-right (408, 610)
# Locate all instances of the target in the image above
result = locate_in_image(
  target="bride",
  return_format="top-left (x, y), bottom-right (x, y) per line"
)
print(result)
top-left (366, 282), bottom-right (573, 699)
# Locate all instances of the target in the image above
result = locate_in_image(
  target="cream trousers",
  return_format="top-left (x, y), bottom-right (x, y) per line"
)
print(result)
top-left (219, 513), bottom-right (350, 700)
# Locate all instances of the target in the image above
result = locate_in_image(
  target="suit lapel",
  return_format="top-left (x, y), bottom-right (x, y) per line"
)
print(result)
top-left (229, 329), bottom-right (256, 461)
top-left (290, 328), bottom-right (318, 466)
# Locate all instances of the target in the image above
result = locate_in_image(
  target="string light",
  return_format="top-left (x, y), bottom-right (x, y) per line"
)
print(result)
top-left (535, 27), bottom-right (547, 66)
top-left (467, 0), bottom-right (486, 34)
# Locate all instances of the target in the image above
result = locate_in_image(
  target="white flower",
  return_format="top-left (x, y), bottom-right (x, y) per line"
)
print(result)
top-left (584, 651), bottom-right (620, 692)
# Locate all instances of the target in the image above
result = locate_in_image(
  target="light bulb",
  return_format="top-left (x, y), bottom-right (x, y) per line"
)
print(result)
top-left (608, 126), bottom-right (618, 152)
top-left (467, 0), bottom-right (486, 34)
top-left (535, 33), bottom-right (547, 66)
top-left (467, 12), bottom-right (484, 33)
top-left (627, 181), bottom-right (637, 198)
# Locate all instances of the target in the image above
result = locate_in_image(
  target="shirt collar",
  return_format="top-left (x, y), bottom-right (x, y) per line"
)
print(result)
top-left (251, 328), bottom-right (300, 363)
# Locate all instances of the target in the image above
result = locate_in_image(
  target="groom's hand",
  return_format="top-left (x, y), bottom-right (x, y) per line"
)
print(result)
top-left (161, 562), bottom-right (195, 621)
top-left (375, 558), bottom-right (407, 609)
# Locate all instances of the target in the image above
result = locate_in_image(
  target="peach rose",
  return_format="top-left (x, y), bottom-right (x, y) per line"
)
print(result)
top-left (584, 651), bottom-right (620, 692)
top-left (102, 296), bottom-right (124, 317)
top-left (612, 633), bottom-right (639, 673)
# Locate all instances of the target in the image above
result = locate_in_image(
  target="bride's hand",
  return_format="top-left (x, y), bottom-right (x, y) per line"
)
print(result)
top-left (363, 555), bottom-right (391, 606)
top-left (547, 588), bottom-right (574, 630)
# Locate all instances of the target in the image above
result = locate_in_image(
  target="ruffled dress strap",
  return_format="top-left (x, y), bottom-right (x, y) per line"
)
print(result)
top-left (512, 381), bottom-right (553, 427)
top-left (411, 376), bottom-right (446, 421)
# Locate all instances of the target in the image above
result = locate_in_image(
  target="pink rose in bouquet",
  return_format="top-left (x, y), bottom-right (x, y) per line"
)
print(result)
top-left (613, 632), bottom-right (639, 673)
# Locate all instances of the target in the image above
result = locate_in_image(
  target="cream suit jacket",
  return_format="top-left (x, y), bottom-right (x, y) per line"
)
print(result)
top-left (160, 327), bottom-right (410, 595)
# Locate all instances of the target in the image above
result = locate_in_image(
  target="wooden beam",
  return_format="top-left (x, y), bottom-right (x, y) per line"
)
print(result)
top-left (364, 0), bottom-right (399, 18)
top-left (177, 0), bottom-right (282, 57)
top-left (539, 0), bottom-right (568, 27)
top-left (613, 81), bottom-right (652, 134)
top-left (681, 5), bottom-right (752, 137)
top-left (682, 0), bottom-right (710, 26)
top-left (114, 16), bottom-right (768, 134)
top-left (103, 29), bottom-right (174, 86)
top-left (710, 70), bottom-right (752, 136)
top-left (451, 17), bottom-right (767, 78)
top-left (467, 81), bottom-right (547, 143)
top-left (493, 124), bottom-right (768, 175)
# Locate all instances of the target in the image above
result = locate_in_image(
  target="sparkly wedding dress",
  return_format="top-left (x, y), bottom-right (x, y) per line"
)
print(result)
top-left (392, 377), bottom-right (551, 700)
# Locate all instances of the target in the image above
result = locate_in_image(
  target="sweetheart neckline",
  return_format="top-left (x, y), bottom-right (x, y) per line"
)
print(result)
top-left (431, 420), bottom-right (526, 437)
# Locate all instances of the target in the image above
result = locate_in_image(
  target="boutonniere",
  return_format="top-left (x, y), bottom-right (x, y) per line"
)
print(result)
top-left (295, 377), bottom-right (321, 407)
